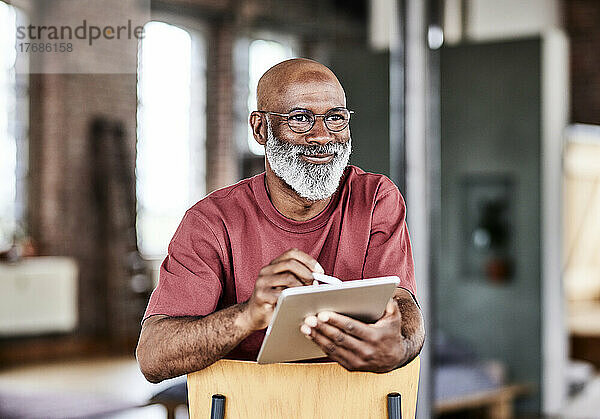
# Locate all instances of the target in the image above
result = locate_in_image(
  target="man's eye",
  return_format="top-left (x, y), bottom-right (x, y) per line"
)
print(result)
top-left (290, 114), bottom-right (310, 123)
top-left (326, 113), bottom-right (345, 121)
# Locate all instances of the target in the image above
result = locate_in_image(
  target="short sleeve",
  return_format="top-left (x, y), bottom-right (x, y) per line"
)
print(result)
top-left (362, 181), bottom-right (417, 299)
top-left (142, 210), bottom-right (224, 322)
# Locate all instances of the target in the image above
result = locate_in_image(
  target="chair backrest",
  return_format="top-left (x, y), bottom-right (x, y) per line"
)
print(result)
top-left (187, 357), bottom-right (420, 419)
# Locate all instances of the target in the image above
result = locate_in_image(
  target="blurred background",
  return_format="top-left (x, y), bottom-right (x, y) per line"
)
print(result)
top-left (0, 0), bottom-right (599, 417)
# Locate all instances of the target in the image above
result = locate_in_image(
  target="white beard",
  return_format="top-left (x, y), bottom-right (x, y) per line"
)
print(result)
top-left (265, 122), bottom-right (352, 201)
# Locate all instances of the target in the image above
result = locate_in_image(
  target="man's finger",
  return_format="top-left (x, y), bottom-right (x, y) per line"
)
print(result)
top-left (261, 259), bottom-right (315, 285)
top-left (270, 248), bottom-right (324, 275)
top-left (315, 311), bottom-right (376, 341)
top-left (385, 299), bottom-right (398, 316)
top-left (376, 299), bottom-right (401, 326)
top-left (306, 328), bottom-right (365, 370)
top-left (262, 272), bottom-right (304, 289)
top-left (308, 316), bottom-right (365, 353)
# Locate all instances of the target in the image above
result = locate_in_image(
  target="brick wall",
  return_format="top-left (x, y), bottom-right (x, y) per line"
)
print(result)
top-left (28, 1), bottom-right (141, 339)
top-left (566, 0), bottom-right (600, 125)
top-left (206, 18), bottom-right (238, 192)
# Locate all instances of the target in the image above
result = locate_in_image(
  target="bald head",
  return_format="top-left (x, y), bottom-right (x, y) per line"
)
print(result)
top-left (257, 58), bottom-right (346, 111)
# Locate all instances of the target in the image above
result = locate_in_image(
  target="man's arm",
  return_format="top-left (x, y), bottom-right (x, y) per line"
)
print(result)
top-left (136, 248), bottom-right (320, 383)
top-left (301, 287), bottom-right (424, 373)
top-left (136, 304), bottom-right (252, 383)
top-left (392, 287), bottom-right (425, 366)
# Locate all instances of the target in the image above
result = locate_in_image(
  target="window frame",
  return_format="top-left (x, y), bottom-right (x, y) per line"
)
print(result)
top-left (233, 30), bottom-right (300, 158)
top-left (135, 14), bottom-right (207, 260)
top-left (0, 1), bottom-right (29, 251)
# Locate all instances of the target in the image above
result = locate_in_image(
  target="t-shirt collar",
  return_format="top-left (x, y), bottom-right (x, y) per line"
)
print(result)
top-left (251, 169), bottom-right (347, 233)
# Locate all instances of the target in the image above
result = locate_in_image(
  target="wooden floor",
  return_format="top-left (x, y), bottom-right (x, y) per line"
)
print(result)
top-left (0, 355), bottom-right (187, 418)
top-left (2, 355), bottom-right (600, 418)
top-left (435, 384), bottom-right (532, 419)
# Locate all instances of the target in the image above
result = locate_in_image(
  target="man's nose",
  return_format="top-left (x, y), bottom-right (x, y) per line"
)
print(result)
top-left (305, 117), bottom-right (333, 145)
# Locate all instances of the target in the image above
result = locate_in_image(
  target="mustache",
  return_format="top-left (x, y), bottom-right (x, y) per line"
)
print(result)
top-left (286, 141), bottom-right (349, 156)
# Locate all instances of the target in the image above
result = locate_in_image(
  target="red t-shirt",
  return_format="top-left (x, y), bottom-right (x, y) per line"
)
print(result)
top-left (143, 165), bottom-right (416, 360)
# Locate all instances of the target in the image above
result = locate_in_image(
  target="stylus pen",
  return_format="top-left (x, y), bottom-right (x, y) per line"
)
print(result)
top-left (312, 272), bottom-right (343, 285)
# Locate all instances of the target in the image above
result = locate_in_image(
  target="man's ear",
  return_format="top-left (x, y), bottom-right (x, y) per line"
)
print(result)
top-left (249, 111), bottom-right (267, 146)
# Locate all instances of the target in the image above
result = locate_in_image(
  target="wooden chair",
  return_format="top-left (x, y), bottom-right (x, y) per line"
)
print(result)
top-left (187, 357), bottom-right (420, 419)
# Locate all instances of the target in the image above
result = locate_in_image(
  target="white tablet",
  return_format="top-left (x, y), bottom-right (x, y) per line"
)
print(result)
top-left (256, 276), bottom-right (400, 364)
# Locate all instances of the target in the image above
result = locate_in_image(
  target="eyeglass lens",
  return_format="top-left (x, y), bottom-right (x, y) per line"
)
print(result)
top-left (287, 108), bottom-right (351, 133)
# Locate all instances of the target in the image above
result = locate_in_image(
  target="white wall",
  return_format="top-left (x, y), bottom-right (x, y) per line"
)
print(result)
top-left (444, 0), bottom-right (562, 44)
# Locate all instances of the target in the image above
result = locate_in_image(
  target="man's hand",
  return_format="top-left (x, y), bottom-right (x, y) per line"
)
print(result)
top-left (300, 288), bottom-right (424, 373)
top-left (243, 248), bottom-right (323, 331)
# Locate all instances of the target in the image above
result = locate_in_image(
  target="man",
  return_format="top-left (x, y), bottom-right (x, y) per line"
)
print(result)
top-left (136, 58), bottom-right (424, 383)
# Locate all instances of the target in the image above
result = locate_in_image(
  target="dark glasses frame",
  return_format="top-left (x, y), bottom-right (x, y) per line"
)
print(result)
top-left (257, 107), bottom-right (354, 133)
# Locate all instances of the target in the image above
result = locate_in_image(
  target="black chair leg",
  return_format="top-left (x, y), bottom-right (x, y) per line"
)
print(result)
top-left (210, 394), bottom-right (226, 419)
top-left (387, 392), bottom-right (402, 419)
top-left (208, 391), bottom-right (399, 418)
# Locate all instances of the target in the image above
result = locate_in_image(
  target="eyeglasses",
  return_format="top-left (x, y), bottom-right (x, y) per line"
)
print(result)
top-left (258, 107), bottom-right (354, 133)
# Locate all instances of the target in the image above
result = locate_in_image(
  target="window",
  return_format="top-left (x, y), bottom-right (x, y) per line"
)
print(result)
top-left (136, 21), bottom-right (205, 258)
top-left (564, 124), bottom-right (600, 302)
top-left (0, 1), bottom-right (27, 251)
top-left (246, 39), bottom-right (295, 155)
